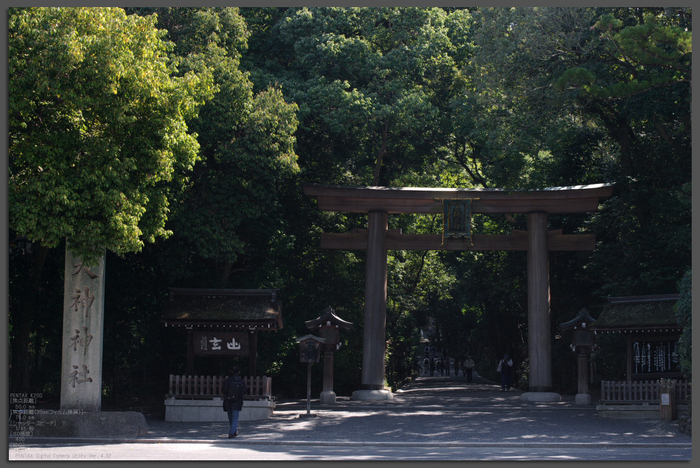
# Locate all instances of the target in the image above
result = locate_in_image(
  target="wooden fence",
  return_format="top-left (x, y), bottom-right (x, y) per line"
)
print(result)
top-left (601, 380), bottom-right (690, 404)
top-left (167, 375), bottom-right (272, 400)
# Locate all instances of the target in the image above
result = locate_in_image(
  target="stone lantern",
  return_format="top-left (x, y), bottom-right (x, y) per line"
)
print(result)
top-left (558, 308), bottom-right (596, 405)
top-left (305, 306), bottom-right (354, 404)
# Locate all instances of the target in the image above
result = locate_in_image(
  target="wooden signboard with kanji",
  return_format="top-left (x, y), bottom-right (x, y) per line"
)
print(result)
top-left (193, 331), bottom-right (249, 357)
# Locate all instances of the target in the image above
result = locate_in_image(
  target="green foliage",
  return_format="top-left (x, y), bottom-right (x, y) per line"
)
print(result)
top-left (129, 7), bottom-right (301, 287)
top-left (167, 86), bottom-right (299, 272)
top-left (9, 7), bottom-right (213, 264)
top-left (585, 12), bottom-right (691, 100)
top-left (247, 7), bottom-right (471, 187)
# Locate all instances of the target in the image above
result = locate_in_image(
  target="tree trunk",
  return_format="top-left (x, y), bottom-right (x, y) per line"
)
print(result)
top-left (652, 115), bottom-right (681, 155)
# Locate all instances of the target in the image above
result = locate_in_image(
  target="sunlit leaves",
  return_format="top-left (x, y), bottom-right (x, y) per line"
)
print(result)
top-left (9, 7), bottom-right (213, 263)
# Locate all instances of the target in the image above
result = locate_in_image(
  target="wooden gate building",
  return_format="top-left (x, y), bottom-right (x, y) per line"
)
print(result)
top-left (160, 288), bottom-right (283, 376)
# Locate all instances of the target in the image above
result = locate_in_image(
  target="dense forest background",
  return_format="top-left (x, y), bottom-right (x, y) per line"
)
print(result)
top-left (9, 7), bottom-right (691, 412)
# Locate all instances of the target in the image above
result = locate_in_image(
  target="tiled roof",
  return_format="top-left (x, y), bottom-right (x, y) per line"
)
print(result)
top-left (590, 294), bottom-right (680, 331)
top-left (161, 289), bottom-right (282, 329)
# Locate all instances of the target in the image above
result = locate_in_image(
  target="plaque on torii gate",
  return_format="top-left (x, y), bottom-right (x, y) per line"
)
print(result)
top-left (303, 183), bottom-right (613, 402)
top-left (305, 306), bottom-right (353, 404)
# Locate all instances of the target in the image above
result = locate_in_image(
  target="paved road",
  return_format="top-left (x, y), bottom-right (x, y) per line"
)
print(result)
top-left (9, 373), bottom-right (692, 461)
top-left (8, 440), bottom-right (693, 461)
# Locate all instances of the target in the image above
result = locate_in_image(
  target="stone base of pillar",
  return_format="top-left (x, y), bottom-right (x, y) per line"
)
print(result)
top-left (520, 392), bottom-right (561, 402)
top-left (575, 393), bottom-right (592, 405)
top-left (351, 389), bottom-right (393, 401)
top-left (320, 391), bottom-right (336, 404)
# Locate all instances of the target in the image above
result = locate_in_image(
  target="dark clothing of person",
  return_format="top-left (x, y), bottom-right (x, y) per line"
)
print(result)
top-left (222, 374), bottom-right (247, 436)
top-left (501, 372), bottom-right (512, 391)
top-left (464, 358), bottom-right (475, 382)
top-left (498, 357), bottom-right (513, 391)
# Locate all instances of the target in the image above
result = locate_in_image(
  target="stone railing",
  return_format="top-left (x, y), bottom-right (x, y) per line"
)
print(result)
top-left (601, 380), bottom-right (689, 404)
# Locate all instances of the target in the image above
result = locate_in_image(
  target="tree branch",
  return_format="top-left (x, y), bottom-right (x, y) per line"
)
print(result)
top-left (453, 140), bottom-right (489, 188)
top-left (372, 119), bottom-right (390, 186)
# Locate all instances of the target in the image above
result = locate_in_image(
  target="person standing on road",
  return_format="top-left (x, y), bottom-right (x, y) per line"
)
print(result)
top-left (222, 365), bottom-right (247, 438)
top-left (464, 356), bottom-right (475, 382)
top-left (429, 357), bottom-right (435, 376)
top-left (497, 354), bottom-right (513, 391)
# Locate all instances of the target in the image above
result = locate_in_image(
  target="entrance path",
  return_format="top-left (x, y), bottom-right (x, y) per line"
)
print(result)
top-left (18, 373), bottom-right (691, 449)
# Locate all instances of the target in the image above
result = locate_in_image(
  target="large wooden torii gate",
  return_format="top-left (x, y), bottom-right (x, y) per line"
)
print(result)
top-left (303, 183), bottom-right (613, 401)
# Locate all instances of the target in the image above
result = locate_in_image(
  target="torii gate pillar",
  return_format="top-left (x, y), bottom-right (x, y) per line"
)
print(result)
top-left (352, 211), bottom-right (393, 400)
top-left (522, 212), bottom-right (559, 401)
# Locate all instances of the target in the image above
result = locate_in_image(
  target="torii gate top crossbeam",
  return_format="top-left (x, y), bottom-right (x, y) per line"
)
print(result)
top-left (303, 183), bottom-right (614, 214)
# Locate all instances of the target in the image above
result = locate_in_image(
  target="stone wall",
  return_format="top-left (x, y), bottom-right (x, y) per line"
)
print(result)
top-left (164, 397), bottom-right (275, 422)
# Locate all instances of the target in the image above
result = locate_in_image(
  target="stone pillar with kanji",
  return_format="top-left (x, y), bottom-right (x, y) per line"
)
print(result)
top-left (60, 247), bottom-right (106, 412)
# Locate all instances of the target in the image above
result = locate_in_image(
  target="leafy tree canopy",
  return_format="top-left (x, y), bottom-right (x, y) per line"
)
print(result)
top-left (244, 7), bottom-right (472, 187)
top-left (9, 7), bottom-right (214, 264)
top-left (127, 7), bottom-right (301, 287)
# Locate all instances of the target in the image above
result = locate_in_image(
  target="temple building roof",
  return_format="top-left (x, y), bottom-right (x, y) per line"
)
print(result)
top-left (590, 294), bottom-right (681, 334)
top-left (160, 288), bottom-right (283, 331)
top-left (305, 306), bottom-right (354, 331)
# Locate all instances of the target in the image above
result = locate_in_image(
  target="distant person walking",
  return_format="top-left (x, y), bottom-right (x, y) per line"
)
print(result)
top-left (454, 358), bottom-right (461, 376)
top-left (423, 357), bottom-right (430, 375)
top-left (464, 356), bottom-right (475, 382)
top-left (497, 354), bottom-right (513, 391)
top-left (222, 366), bottom-right (247, 438)
top-left (429, 358), bottom-right (435, 376)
